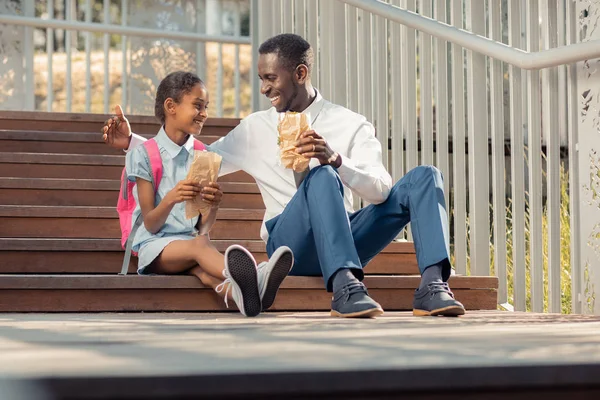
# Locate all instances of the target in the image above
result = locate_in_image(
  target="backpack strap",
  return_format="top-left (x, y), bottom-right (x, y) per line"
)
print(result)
top-left (119, 139), bottom-right (163, 276)
top-left (193, 139), bottom-right (206, 151)
top-left (120, 213), bottom-right (142, 275)
top-left (143, 138), bottom-right (163, 190)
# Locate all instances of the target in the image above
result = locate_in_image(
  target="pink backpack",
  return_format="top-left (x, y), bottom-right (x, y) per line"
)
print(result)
top-left (118, 137), bottom-right (206, 275)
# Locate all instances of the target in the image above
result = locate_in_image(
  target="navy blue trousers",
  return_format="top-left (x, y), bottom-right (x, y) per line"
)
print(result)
top-left (266, 165), bottom-right (451, 292)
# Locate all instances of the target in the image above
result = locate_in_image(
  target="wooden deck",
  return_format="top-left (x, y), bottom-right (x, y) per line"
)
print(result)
top-left (1, 311), bottom-right (599, 399)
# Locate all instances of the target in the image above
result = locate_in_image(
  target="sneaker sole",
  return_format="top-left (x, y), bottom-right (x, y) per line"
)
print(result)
top-left (412, 305), bottom-right (465, 317)
top-left (330, 307), bottom-right (384, 318)
top-left (261, 249), bottom-right (294, 311)
top-left (226, 248), bottom-right (261, 317)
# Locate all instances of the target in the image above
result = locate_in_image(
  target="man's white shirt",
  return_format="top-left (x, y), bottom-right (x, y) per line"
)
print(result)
top-left (128, 90), bottom-right (393, 242)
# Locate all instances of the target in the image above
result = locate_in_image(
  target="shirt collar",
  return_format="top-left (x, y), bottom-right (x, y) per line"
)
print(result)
top-left (302, 88), bottom-right (325, 125)
top-left (155, 126), bottom-right (195, 158)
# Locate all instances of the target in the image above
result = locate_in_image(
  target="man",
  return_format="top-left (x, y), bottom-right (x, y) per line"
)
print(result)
top-left (103, 33), bottom-right (465, 318)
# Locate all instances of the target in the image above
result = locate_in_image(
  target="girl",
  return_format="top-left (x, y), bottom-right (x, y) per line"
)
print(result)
top-left (126, 71), bottom-right (292, 317)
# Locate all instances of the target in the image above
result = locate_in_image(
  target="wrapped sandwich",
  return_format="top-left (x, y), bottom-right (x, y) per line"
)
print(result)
top-left (277, 112), bottom-right (311, 172)
top-left (185, 151), bottom-right (222, 219)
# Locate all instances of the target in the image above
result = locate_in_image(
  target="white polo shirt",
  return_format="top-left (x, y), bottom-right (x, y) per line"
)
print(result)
top-left (129, 90), bottom-right (393, 242)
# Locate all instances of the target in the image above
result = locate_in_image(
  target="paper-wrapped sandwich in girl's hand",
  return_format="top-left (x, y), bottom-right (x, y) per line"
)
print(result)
top-left (185, 151), bottom-right (222, 219)
top-left (277, 112), bottom-right (311, 172)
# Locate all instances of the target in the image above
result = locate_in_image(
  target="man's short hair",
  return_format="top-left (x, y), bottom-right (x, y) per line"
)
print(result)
top-left (258, 34), bottom-right (314, 74)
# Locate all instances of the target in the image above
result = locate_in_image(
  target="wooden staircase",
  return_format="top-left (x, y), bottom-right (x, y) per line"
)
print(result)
top-left (0, 111), bottom-right (498, 312)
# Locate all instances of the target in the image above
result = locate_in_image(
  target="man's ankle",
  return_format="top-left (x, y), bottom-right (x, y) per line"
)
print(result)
top-left (332, 268), bottom-right (359, 293)
top-left (418, 263), bottom-right (443, 290)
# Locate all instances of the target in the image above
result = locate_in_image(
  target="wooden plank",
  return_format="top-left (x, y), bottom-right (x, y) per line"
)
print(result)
top-left (0, 177), bottom-right (118, 190)
top-left (0, 164), bottom-right (254, 182)
top-left (0, 164), bottom-right (125, 180)
top-left (270, 288), bottom-right (497, 311)
top-left (0, 289), bottom-right (228, 312)
top-left (0, 221), bottom-right (437, 252)
top-left (0, 152), bottom-right (125, 166)
top-left (0, 286), bottom-right (496, 312)
top-left (0, 188), bottom-right (265, 208)
top-left (0, 188), bottom-right (118, 207)
top-left (282, 275), bottom-right (498, 289)
top-left (0, 111), bottom-right (240, 127)
top-left (0, 238), bottom-right (269, 252)
top-left (0, 218), bottom-right (263, 240)
top-left (0, 136), bottom-right (225, 155)
top-left (363, 253), bottom-right (418, 273)
top-left (0, 120), bottom-right (234, 136)
top-left (0, 110), bottom-right (161, 123)
top-left (0, 251), bottom-right (139, 274)
top-left (0, 129), bottom-right (122, 143)
top-left (0, 130), bottom-right (222, 144)
top-left (0, 161), bottom-right (254, 182)
top-left (0, 140), bottom-right (125, 155)
top-left (0, 238), bottom-right (416, 254)
top-left (0, 275), bottom-right (497, 290)
top-left (0, 112), bottom-right (240, 136)
top-left (0, 251), bottom-right (418, 275)
top-left (0, 178), bottom-right (259, 193)
top-left (0, 206), bottom-right (265, 220)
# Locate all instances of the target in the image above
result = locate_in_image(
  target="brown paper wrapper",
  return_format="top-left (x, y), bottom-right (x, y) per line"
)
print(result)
top-left (277, 112), bottom-right (311, 172)
top-left (185, 151), bottom-right (222, 219)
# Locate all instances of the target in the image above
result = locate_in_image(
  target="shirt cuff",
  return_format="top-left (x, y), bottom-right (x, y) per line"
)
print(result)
top-left (125, 133), bottom-right (147, 153)
top-left (335, 154), bottom-right (357, 183)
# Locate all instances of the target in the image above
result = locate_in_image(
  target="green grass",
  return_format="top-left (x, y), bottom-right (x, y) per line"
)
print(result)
top-left (451, 162), bottom-right (573, 313)
top-left (500, 163), bottom-right (572, 313)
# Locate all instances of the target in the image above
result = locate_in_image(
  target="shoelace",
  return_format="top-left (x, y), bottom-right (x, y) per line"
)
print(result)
top-left (215, 268), bottom-right (233, 308)
top-left (427, 282), bottom-right (455, 297)
top-left (334, 281), bottom-right (367, 301)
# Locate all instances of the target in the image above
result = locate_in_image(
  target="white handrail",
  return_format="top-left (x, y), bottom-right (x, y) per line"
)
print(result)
top-left (339, 0), bottom-right (600, 70)
top-left (0, 14), bottom-right (251, 45)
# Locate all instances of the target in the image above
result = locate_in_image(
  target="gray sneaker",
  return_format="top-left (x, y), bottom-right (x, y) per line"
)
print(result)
top-left (257, 246), bottom-right (294, 311)
top-left (331, 282), bottom-right (384, 318)
top-left (413, 282), bottom-right (465, 316)
top-left (216, 245), bottom-right (262, 317)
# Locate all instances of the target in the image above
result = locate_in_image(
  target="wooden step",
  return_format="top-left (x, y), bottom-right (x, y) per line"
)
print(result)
top-left (0, 177), bottom-right (265, 208)
top-left (0, 111), bottom-right (239, 136)
top-left (0, 238), bottom-right (418, 275)
top-left (0, 206), bottom-right (264, 240)
top-left (0, 274), bottom-right (498, 312)
top-left (0, 152), bottom-right (254, 182)
top-left (0, 130), bottom-right (225, 155)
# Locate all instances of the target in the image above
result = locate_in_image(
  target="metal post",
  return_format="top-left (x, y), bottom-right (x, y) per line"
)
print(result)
top-left (489, 0), bottom-right (508, 304)
top-left (509, 0), bottom-right (526, 311)
top-left (527, 0), bottom-right (543, 313)
top-left (47, 0), bottom-right (55, 112)
top-left (23, 0), bottom-right (35, 110)
top-left (103, 0), bottom-right (110, 113)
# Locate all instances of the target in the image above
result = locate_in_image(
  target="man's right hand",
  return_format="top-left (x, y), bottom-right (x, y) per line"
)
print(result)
top-left (102, 105), bottom-right (132, 150)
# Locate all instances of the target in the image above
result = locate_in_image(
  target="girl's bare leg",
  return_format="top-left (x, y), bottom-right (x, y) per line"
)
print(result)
top-left (189, 265), bottom-right (233, 302)
top-left (152, 236), bottom-right (224, 277)
top-left (150, 236), bottom-right (233, 299)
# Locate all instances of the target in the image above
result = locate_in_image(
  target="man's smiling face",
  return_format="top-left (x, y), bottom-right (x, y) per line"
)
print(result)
top-left (258, 52), bottom-right (300, 113)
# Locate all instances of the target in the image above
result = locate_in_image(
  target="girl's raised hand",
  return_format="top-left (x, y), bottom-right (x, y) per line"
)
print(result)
top-left (165, 179), bottom-right (202, 205)
top-left (201, 182), bottom-right (223, 207)
top-left (102, 105), bottom-right (132, 150)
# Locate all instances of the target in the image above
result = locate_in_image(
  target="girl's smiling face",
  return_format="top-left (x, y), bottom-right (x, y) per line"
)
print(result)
top-left (171, 83), bottom-right (209, 137)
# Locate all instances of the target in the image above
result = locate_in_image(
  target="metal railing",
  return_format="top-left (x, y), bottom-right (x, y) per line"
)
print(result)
top-left (253, 0), bottom-right (599, 314)
top-left (0, 0), bottom-right (251, 117)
